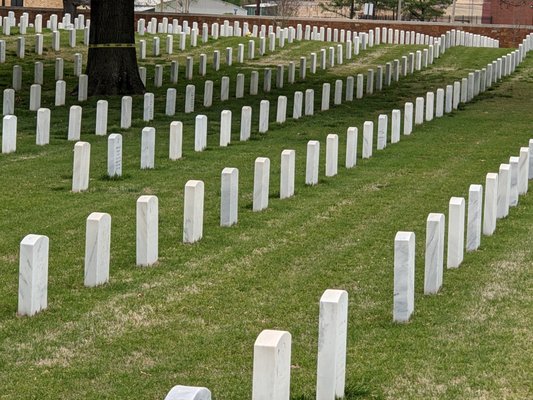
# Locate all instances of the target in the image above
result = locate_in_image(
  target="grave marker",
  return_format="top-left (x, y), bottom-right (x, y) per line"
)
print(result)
top-left (136, 195), bottom-right (158, 266)
top-left (84, 212), bottom-right (111, 287)
top-left (393, 231), bottom-right (415, 322)
top-left (18, 234), bottom-right (49, 316)
top-left (183, 180), bottom-right (205, 243)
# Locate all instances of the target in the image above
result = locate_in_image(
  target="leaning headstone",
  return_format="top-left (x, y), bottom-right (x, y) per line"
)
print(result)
top-left (183, 180), bottom-right (205, 243)
top-left (362, 121), bottom-right (373, 159)
top-left (497, 164), bottom-right (510, 218)
top-left (18, 234), bottom-right (49, 316)
top-left (466, 184), bottom-right (483, 251)
top-left (447, 197), bottom-right (465, 268)
top-left (169, 121), bottom-right (183, 160)
top-left (136, 195), bottom-right (158, 266)
top-left (424, 213), bottom-right (445, 294)
top-left (84, 212), bottom-right (111, 287)
top-left (220, 167), bottom-right (239, 227)
top-left (72, 141), bottom-right (90, 192)
top-left (36, 108), bottom-right (50, 146)
top-left (253, 157), bottom-right (270, 211)
top-left (483, 173), bottom-right (498, 236)
top-left (252, 330), bottom-right (291, 400)
top-left (316, 289), bottom-right (348, 400)
top-left (393, 231), bottom-right (415, 323)
top-left (107, 134), bottom-right (122, 177)
top-left (141, 127), bottom-right (155, 169)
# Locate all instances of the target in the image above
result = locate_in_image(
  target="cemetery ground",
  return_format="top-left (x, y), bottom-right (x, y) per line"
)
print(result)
top-left (0, 31), bottom-right (532, 399)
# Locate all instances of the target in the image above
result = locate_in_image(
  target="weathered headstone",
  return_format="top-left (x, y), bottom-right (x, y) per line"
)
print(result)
top-left (72, 141), bottom-right (90, 192)
top-left (253, 157), bottom-right (270, 211)
top-left (424, 213), bottom-right (445, 294)
top-left (18, 234), bottom-right (49, 316)
top-left (36, 108), bottom-right (50, 146)
top-left (169, 121), bottom-right (183, 161)
top-left (68, 105), bottom-right (82, 141)
top-left (497, 164), bottom-right (510, 218)
top-left (306, 141), bottom-right (320, 185)
top-left (95, 100), bottom-right (108, 136)
top-left (259, 100), bottom-right (269, 133)
top-left (362, 121), bottom-right (373, 159)
top-left (447, 197), bottom-right (465, 268)
top-left (84, 212), bottom-right (111, 287)
top-left (136, 195), bottom-right (159, 266)
top-left (195, 115), bottom-right (208, 151)
top-left (141, 127), bottom-right (155, 169)
top-left (183, 180), bottom-right (205, 243)
top-left (377, 114), bottom-right (388, 150)
top-left (220, 167), bottom-right (239, 227)
top-left (325, 134), bottom-right (338, 177)
top-left (466, 184), bottom-right (483, 251)
top-left (393, 231), bottom-right (415, 322)
top-left (107, 133), bottom-right (122, 177)
top-left (143, 92), bottom-right (154, 121)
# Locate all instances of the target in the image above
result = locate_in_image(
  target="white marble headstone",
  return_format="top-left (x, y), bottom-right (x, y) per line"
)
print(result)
top-left (84, 212), bottom-right (111, 287)
top-left (253, 157), bottom-right (270, 212)
top-left (18, 234), bottom-right (49, 316)
top-left (220, 168), bottom-right (239, 227)
top-left (183, 180), bottom-right (204, 243)
top-left (447, 197), bottom-right (465, 268)
top-left (393, 231), bottom-right (415, 322)
top-left (136, 195), bottom-right (158, 266)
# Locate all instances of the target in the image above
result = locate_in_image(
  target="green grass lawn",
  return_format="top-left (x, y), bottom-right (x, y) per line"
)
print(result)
top-left (0, 28), bottom-right (532, 399)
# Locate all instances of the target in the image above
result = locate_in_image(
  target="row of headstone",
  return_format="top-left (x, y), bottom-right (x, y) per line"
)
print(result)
top-left (394, 140), bottom-right (532, 323)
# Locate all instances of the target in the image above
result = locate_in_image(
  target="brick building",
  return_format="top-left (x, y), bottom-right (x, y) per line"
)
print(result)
top-left (484, 0), bottom-right (533, 25)
top-left (2, 0), bottom-right (62, 7)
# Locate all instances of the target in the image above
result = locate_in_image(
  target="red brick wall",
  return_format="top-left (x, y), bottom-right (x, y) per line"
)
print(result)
top-left (0, 7), bottom-right (531, 48)
top-left (489, 0), bottom-right (533, 25)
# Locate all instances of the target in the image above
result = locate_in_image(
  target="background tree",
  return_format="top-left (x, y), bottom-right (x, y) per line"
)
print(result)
top-left (319, 0), bottom-right (358, 19)
top-left (63, 0), bottom-right (90, 17)
top-left (403, 0), bottom-right (452, 20)
top-left (274, 0), bottom-right (302, 25)
top-left (85, 0), bottom-right (145, 96)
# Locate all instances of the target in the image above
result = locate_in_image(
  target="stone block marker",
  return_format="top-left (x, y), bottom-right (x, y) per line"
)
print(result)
top-left (107, 134), bottom-right (122, 178)
top-left (2, 115), bottom-right (17, 153)
top-left (362, 121), bottom-right (373, 159)
top-left (220, 167), bottom-right (239, 227)
top-left (252, 330), bottom-right (291, 400)
top-left (78, 74), bottom-right (88, 102)
top-left (424, 213), bottom-right (445, 294)
top-left (84, 212), bottom-right (111, 287)
top-left (415, 97), bottom-right (424, 125)
top-left (404, 102), bottom-right (413, 135)
top-left (393, 231), bottom-right (415, 323)
top-left (306, 141), bottom-right (320, 185)
top-left (29, 84), bottom-right (41, 111)
top-left (425, 92), bottom-right (434, 121)
top-left (447, 197), bottom-right (465, 269)
top-left (280, 150), bottom-right (295, 199)
top-left (391, 110), bottom-right (401, 144)
top-left (18, 234), bottom-right (49, 316)
top-left (72, 142), bottom-right (90, 192)
top-left (164, 385), bottom-right (211, 400)
top-left (3, 88), bottom-right (15, 115)
top-left (467, 184), bottom-right (483, 251)
top-left (321, 83), bottom-right (330, 111)
top-left (253, 157), bottom-right (270, 212)
top-left (345, 127), bottom-right (358, 168)
top-left (204, 80), bottom-right (213, 107)
top-left (293, 91), bottom-right (303, 120)
top-left (141, 127), bottom-right (156, 169)
top-left (305, 89), bottom-right (314, 116)
top-left (36, 108), bottom-right (50, 146)
top-left (483, 173), bottom-right (498, 236)
top-left (185, 85), bottom-right (195, 113)
top-left (136, 195), bottom-right (158, 266)
top-left (316, 289), bottom-right (348, 400)
top-left (55, 80), bottom-right (66, 106)
top-left (169, 121), bottom-right (183, 161)
top-left (497, 164), bottom-right (510, 219)
top-left (166, 88), bottom-right (177, 116)
top-left (183, 180), bottom-right (205, 244)
top-left (325, 134), bottom-right (338, 177)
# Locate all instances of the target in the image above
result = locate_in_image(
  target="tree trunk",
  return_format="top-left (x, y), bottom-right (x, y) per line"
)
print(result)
top-left (85, 0), bottom-right (145, 96)
top-left (63, 0), bottom-right (77, 17)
